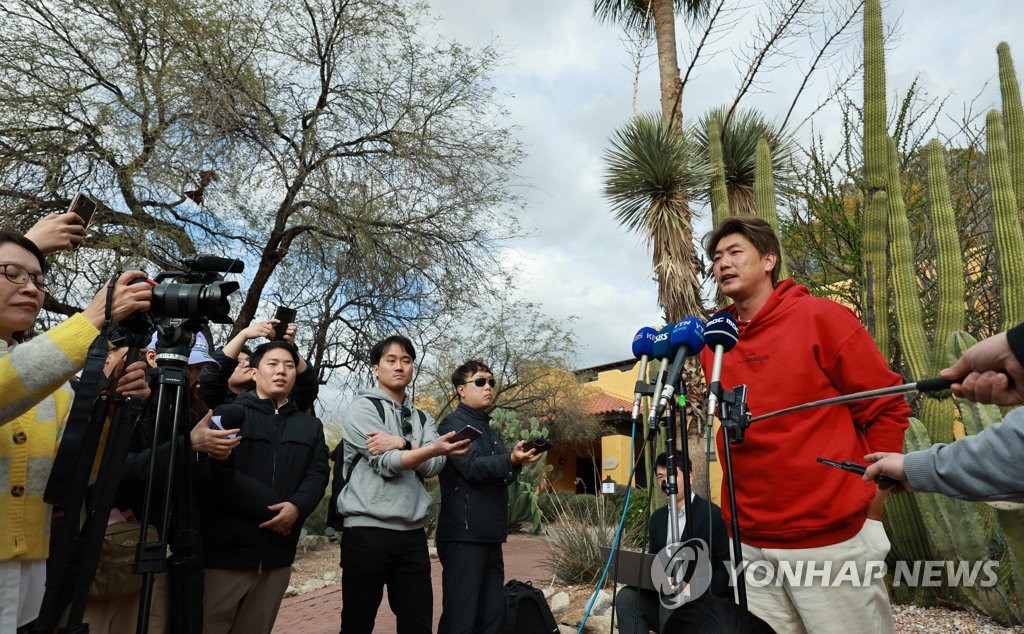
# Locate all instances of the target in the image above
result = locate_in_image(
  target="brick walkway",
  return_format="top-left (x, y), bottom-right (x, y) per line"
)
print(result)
top-left (272, 534), bottom-right (553, 633)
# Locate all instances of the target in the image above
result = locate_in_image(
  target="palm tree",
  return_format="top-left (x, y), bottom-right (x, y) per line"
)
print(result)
top-left (593, 0), bottom-right (713, 130)
top-left (693, 105), bottom-right (797, 216)
top-left (603, 113), bottom-right (710, 321)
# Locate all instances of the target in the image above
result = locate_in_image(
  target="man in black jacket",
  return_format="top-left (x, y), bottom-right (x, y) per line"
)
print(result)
top-left (199, 341), bottom-right (330, 633)
top-left (615, 452), bottom-right (732, 634)
top-left (435, 359), bottom-right (542, 634)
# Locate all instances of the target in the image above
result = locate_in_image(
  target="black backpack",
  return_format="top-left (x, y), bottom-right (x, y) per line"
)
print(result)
top-left (504, 579), bottom-right (558, 634)
top-left (325, 397), bottom-right (427, 531)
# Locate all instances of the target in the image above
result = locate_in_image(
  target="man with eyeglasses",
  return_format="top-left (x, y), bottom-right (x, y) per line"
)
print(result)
top-left (336, 335), bottom-right (471, 633)
top-left (434, 360), bottom-right (542, 634)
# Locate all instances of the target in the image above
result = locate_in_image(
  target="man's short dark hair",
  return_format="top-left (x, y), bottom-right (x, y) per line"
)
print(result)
top-left (655, 452), bottom-right (693, 474)
top-left (250, 340), bottom-right (299, 367)
top-left (239, 345), bottom-right (253, 358)
top-left (451, 359), bottom-right (491, 389)
top-left (370, 335), bottom-right (416, 365)
top-left (703, 216), bottom-right (782, 287)
top-left (0, 230), bottom-right (47, 273)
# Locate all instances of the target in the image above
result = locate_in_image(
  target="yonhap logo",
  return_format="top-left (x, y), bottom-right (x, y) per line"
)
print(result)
top-left (652, 538), bottom-right (713, 608)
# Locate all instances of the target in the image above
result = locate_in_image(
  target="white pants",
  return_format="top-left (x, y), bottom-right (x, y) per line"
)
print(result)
top-left (0, 559), bottom-right (46, 630)
top-left (739, 519), bottom-right (895, 634)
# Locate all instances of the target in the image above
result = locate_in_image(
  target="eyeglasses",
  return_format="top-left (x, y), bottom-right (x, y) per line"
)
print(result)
top-left (400, 405), bottom-right (413, 436)
top-left (0, 263), bottom-right (46, 292)
top-left (462, 377), bottom-right (496, 388)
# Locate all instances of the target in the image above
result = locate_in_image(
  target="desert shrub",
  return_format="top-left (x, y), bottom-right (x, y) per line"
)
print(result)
top-left (544, 489), bottom-right (646, 586)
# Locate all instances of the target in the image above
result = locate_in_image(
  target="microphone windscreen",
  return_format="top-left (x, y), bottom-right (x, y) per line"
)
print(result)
top-left (705, 311), bottom-right (739, 352)
top-left (670, 317), bottom-right (705, 355)
top-left (632, 326), bottom-right (658, 359)
top-left (653, 324), bottom-right (673, 359)
top-left (218, 403), bottom-right (246, 428)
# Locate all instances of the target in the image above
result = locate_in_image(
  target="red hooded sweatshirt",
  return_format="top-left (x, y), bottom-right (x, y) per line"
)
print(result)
top-left (700, 279), bottom-right (910, 549)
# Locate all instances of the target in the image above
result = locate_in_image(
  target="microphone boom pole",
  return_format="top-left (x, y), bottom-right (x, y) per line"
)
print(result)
top-left (750, 378), bottom-right (954, 423)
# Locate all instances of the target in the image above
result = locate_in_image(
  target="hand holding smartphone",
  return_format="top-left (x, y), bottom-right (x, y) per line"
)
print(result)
top-left (522, 438), bottom-right (554, 454)
top-left (66, 192), bottom-right (100, 249)
top-left (449, 425), bottom-right (483, 443)
top-left (272, 306), bottom-right (296, 340)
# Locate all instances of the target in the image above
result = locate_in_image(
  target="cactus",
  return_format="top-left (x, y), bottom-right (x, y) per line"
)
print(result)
top-left (862, 0), bottom-right (889, 356)
top-left (925, 141), bottom-right (965, 378)
top-left (754, 137), bottom-right (789, 280)
top-left (885, 137), bottom-right (930, 380)
top-left (997, 42), bottom-right (1024, 224)
top-left (708, 114), bottom-right (730, 227)
top-left (492, 411), bottom-right (550, 534)
top-left (986, 110), bottom-right (1024, 330)
top-left (861, 190), bottom-right (890, 355)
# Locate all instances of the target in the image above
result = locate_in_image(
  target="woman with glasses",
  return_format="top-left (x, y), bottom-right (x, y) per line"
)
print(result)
top-left (0, 230), bottom-right (151, 633)
top-left (435, 360), bottom-right (543, 634)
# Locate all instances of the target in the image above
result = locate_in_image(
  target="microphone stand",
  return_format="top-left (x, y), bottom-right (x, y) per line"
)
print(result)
top-left (609, 363), bottom-right (656, 634)
top-left (717, 384), bottom-right (751, 610)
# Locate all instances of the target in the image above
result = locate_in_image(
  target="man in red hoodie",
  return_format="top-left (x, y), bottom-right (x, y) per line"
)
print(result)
top-left (701, 216), bottom-right (909, 633)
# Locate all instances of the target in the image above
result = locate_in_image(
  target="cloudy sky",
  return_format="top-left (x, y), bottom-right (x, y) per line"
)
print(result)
top-left (422, 0), bottom-right (1024, 369)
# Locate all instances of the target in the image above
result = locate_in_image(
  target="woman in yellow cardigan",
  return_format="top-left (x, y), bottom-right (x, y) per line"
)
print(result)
top-left (0, 230), bottom-right (151, 632)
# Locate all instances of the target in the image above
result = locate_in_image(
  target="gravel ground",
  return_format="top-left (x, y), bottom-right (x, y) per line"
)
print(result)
top-left (288, 543), bottom-right (1024, 632)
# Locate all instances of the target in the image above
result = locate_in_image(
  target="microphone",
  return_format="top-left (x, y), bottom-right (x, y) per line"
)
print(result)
top-left (653, 317), bottom-right (706, 420)
top-left (646, 324), bottom-right (675, 428)
top-left (630, 327), bottom-right (658, 425)
top-left (703, 312), bottom-right (739, 458)
top-left (182, 254), bottom-right (246, 274)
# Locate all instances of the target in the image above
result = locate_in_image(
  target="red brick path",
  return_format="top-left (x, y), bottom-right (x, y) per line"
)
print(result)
top-left (272, 534), bottom-right (553, 633)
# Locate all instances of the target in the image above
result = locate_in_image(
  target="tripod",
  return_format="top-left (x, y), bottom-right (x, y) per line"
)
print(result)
top-left (36, 319), bottom-right (207, 634)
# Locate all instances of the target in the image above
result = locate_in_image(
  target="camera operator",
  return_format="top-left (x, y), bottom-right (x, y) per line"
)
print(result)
top-left (200, 318), bottom-right (319, 413)
top-left (0, 230), bottom-right (150, 633)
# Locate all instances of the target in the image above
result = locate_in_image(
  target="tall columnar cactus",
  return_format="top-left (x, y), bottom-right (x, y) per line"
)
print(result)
top-left (708, 114), bottom-right (730, 228)
top-left (925, 140), bottom-right (965, 377)
top-left (885, 137), bottom-right (929, 380)
top-left (754, 138), bottom-right (789, 281)
top-left (986, 110), bottom-right (1024, 330)
top-left (862, 0), bottom-right (889, 356)
top-left (997, 42), bottom-right (1024, 224)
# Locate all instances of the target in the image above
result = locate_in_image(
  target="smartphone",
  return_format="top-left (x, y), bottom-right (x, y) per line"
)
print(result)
top-left (66, 192), bottom-right (100, 249)
top-left (816, 458), bottom-right (901, 486)
top-left (449, 425), bottom-right (483, 443)
top-left (522, 437), bottom-right (555, 454)
top-left (272, 306), bottom-right (296, 340)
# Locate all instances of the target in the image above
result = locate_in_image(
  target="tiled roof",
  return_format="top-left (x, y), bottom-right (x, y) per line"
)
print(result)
top-left (582, 392), bottom-right (632, 416)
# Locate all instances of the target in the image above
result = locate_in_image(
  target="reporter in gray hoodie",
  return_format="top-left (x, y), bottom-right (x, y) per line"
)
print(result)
top-left (336, 334), bottom-right (470, 634)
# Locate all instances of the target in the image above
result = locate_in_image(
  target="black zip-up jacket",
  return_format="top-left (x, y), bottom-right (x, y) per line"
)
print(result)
top-left (200, 391), bottom-right (329, 570)
top-left (436, 403), bottom-right (522, 543)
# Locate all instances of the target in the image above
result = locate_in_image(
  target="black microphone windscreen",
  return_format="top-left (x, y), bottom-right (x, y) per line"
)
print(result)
top-left (705, 311), bottom-right (739, 352)
top-left (218, 403), bottom-right (246, 427)
top-left (916, 377), bottom-right (955, 392)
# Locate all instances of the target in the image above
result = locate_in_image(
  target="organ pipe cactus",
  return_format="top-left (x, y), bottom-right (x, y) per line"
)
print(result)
top-left (885, 137), bottom-right (929, 381)
top-left (862, 0), bottom-right (889, 357)
top-left (985, 110), bottom-right (1024, 330)
top-left (708, 114), bottom-right (729, 227)
top-left (754, 138), bottom-right (788, 280)
top-left (925, 140), bottom-right (965, 379)
top-left (997, 42), bottom-right (1024, 223)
